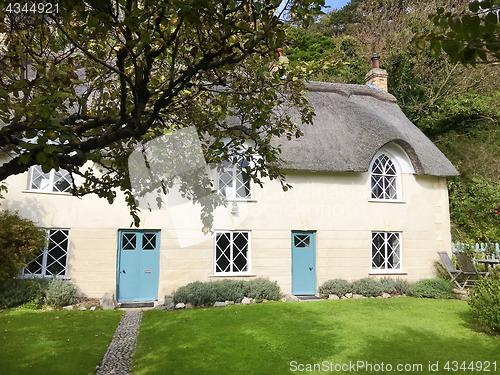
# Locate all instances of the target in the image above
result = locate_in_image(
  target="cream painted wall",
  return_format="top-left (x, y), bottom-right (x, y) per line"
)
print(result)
top-left (1, 157), bottom-right (452, 298)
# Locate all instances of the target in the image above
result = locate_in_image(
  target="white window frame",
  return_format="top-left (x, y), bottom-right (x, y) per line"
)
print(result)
top-left (369, 152), bottom-right (401, 202)
top-left (370, 231), bottom-right (407, 275)
top-left (217, 156), bottom-right (252, 201)
top-left (27, 165), bottom-right (72, 194)
top-left (22, 229), bottom-right (70, 278)
top-left (212, 230), bottom-right (252, 276)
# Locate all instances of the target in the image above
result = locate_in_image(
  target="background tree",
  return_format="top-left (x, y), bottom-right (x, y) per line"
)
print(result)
top-left (0, 210), bottom-right (47, 280)
top-left (415, 0), bottom-right (500, 65)
top-left (0, 0), bottom-right (325, 229)
top-left (289, 0), bottom-right (500, 243)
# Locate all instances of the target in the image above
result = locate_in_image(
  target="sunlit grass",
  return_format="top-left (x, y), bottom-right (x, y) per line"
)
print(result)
top-left (0, 308), bottom-right (122, 375)
top-left (132, 298), bottom-right (500, 375)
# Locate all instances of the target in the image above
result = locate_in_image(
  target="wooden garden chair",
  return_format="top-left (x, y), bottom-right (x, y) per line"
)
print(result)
top-left (437, 251), bottom-right (466, 289)
top-left (455, 252), bottom-right (489, 288)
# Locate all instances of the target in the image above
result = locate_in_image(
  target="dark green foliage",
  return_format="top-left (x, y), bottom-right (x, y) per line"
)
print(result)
top-left (248, 278), bottom-right (281, 300)
top-left (0, 210), bottom-right (47, 280)
top-left (411, 278), bottom-right (455, 299)
top-left (44, 279), bottom-right (77, 306)
top-left (351, 277), bottom-right (384, 297)
top-left (468, 269), bottom-right (500, 331)
top-left (318, 279), bottom-right (352, 297)
top-left (0, 278), bottom-right (50, 308)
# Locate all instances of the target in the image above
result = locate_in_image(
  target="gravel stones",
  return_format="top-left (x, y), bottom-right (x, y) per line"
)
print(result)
top-left (96, 311), bottom-right (142, 375)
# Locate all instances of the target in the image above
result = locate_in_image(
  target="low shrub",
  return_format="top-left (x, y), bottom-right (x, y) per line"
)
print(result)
top-left (173, 281), bottom-right (216, 306)
top-left (174, 278), bottom-right (282, 306)
top-left (393, 279), bottom-right (413, 296)
top-left (211, 279), bottom-right (250, 303)
top-left (44, 279), bottom-right (77, 306)
top-left (468, 269), bottom-right (500, 331)
top-left (351, 278), bottom-right (383, 297)
top-left (0, 278), bottom-right (51, 308)
top-left (318, 279), bottom-right (352, 297)
top-left (379, 277), bottom-right (397, 294)
top-left (248, 278), bottom-right (281, 300)
top-left (411, 278), bottom-right (455, 299)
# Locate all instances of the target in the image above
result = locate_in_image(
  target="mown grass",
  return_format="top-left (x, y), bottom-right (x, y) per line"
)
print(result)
top-left (0, 308), bottom-right (122, 375)
top-left (132, 298), bottom-right (500, 375)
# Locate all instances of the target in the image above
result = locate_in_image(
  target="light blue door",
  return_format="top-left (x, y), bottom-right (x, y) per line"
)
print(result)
top-left (117, 230), bottom-right (160, 302)
top-left (292, 231), bottom-right (316, 295)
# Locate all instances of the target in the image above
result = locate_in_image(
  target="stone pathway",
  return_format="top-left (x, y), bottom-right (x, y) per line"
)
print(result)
top-left (96, 310), bottom-right (142, 375)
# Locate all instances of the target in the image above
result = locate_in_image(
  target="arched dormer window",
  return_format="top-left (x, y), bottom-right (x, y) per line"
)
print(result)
top-left (370, 153), bottom-right (399, 200)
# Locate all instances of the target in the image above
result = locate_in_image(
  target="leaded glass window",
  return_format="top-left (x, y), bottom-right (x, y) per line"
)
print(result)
top-left (214, 231), bottom-right (250, 274)
top-left (23, 229), bottom-right (70, 277)
top-left (371, 232), bottom-right (401, 270)
top-left (217, 156), bottom-right (251, 200)
top-left (28, 165), bottom-right (72, 193)
top-left (370, 154), bottom-right (398, 200)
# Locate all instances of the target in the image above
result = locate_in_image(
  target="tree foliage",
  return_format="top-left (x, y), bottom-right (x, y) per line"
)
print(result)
top-left (0, 0), bottom-right (324, 229)
top-left (0, 210), bottom-right (47, 280)
top-left (415, 0), bottom-right (500, 65)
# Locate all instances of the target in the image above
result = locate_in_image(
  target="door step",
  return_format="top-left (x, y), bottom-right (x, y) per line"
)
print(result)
top-left (118, 301), bottom-right (155, 308)
top-left (295, 295), bottom-right (323, 301)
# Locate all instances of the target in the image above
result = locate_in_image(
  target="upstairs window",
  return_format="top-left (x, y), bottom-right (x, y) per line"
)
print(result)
top-left (217, 156), bottom-right (251, 200)
top-left (22, 229), bottom-right (70, 278)
top-left (28, 165), bottom-right (71, 193)
top-left (370, 153), bottom-right (398, 200)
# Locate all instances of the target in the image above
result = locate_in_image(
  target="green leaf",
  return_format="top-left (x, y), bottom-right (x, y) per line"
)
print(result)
top-left (38, 105), bottom-right (50, 119)
top-left (469, 1), bottom-right (480, 13)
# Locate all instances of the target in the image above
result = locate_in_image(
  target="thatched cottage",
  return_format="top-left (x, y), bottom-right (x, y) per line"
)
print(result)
top-left (1, 60), bottom-right (458, 302)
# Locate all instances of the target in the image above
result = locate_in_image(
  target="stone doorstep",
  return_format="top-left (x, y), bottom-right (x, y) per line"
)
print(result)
top-left (295, 295), bottom-right (324, 302)
top-left (118, 301), bottom-right (155, 309)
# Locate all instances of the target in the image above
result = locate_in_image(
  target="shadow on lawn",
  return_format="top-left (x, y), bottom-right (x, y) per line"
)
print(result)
top-left (132, 301), bottom-right (500, 375)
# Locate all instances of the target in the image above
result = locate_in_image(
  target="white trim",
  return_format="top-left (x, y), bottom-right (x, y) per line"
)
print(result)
top-left (213, 230), bottom-right (251, 275)
top-left (369, 271), bottom-right (408, 275)
top-left (22, 190), bottom-right (72, 196)
top-left (22, 228), bottom-right (70, 278)
top-left (209, 273), bottom-right (257, 277)
top-left (368, 199), bottom-right (406, 204)
top-left (371, 231), bottom-right (402, 272)
top-left (27, 166), bottom-right (72, 193)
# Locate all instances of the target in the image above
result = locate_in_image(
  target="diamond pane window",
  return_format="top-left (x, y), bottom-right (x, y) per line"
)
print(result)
top-left (215, 231), bottom-right (250, 274)
top-left (23, 229), bottom-right (70, 278)
top-left (28, 165), bottom-right (72, 193)
top-left (370, 154), bottom-right (398, 200)
top-left (371, 232), bottom-right (401, 270)
top-left (218, 156), bottom-right (251, 200)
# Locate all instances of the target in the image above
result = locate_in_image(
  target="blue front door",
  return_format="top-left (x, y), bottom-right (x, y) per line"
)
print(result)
top-left (117, 230), bottom-right (160, 302)
top-left (291, 231), bottom-right (316, 295)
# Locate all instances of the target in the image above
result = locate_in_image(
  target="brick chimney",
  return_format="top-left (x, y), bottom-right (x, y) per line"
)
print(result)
top-left (365, 53), bottom-right (388, 91)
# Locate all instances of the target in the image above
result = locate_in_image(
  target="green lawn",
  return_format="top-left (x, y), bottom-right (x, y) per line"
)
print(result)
top-left (0, 309), bottom-right (122, 375)
top-left (132, 298), bottom-right (500, 375)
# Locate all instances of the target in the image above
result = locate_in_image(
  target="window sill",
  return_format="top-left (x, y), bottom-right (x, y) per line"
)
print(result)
top-left (368, 199), bottom-right (406, 204)
top-left (19, 275), bottom-right (70, 279)
top-left (22, 190), bottom-right (71, 196)
top-left (369, 270), bottom-right (408, 275)
top-left (209, 273), bottom-right (257, 278)
top-left (224, 199), bottom-right (257, 202)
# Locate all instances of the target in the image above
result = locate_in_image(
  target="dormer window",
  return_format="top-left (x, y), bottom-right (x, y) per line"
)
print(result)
top-left (217, 156), bottom-right (251, 200)
top-left (370, 153), bottom-right (399, 200)
top-left (28, 165), bottom-right (71, 193)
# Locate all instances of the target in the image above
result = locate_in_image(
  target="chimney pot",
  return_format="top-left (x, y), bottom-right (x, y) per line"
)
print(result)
top-left (365, 53), bottom-right (388, 91)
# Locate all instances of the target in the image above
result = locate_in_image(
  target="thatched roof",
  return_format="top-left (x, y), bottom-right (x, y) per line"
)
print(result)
top-left (275, 81), bottom-right (458, 177)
